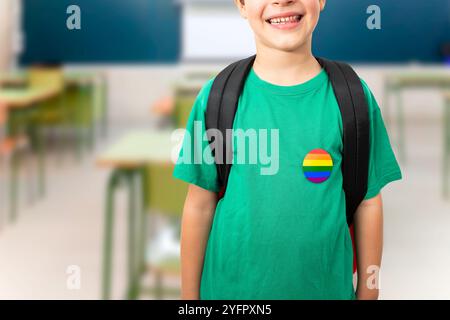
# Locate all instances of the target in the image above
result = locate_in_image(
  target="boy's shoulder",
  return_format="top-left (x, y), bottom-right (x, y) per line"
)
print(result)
top-left (359, 77), bottom-right (372, 98)
top-left (192, 77), bottom-right (216, 113)
top-left (201, 77), bottom-right (216, 94)
top-left (358, 77), bottom-right (380, 114)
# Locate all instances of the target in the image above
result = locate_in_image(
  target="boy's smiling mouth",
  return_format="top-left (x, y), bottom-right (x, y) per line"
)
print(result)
top-left (265, 12), bottom-right (304, 30)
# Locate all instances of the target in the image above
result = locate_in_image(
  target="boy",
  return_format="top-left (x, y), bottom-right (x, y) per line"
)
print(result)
top-left (173, 0), bottom-right (402, 300)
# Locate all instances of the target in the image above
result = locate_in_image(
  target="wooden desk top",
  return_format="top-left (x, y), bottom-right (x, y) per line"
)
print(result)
top-left (64, 72), bottom-right (100, 87)
top-left (386, 72), bottom-right (450, 87)
top-left (0, 86), bottom-right (62, 109)
top-left (96, 130), bottom-right (176, 169)
top-left (0, 72), bottom-right (27, 86)
top-left (0, 71), bottom-right (102, 89)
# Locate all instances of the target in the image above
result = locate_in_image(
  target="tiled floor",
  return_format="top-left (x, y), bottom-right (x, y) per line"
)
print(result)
top-left (0, 118), bottom-right (449, 299)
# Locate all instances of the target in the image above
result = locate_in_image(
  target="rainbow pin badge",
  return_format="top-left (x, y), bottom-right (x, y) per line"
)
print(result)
top-left (302, 148), bottom-right (333, 183)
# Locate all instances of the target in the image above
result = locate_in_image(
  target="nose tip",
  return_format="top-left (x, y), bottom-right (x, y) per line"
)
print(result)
top-left (272, 0), bottom-right (296, 5)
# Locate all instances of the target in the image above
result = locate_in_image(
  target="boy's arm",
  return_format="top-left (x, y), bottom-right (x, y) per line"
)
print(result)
top-left (180, 184), bottom-right (218, 300)
top-left (354, 193), bottom-right (383, 300)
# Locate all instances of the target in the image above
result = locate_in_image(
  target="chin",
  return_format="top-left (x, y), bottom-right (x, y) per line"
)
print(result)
top-left (269, 39), bottom-right (308, 52)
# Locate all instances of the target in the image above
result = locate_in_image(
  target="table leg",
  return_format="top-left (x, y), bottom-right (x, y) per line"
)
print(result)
top-left (396, 89), bottom-right (406, 163)
top-left (25, 145), bottom-right (34, 205)
top-left (101, 169), bottom-right (122, 300)
top-left (75, 87), bottom-right (85, 162)
top-left (25, 111), bottom-right (39, 202)
top-left (0, 156), bottom-right (5, 228)
top-left (6, 108), bottom-right (25, 223)
top-left (56, 88), bottom-right (67, 166)
top-left (383, 81), bottom-right (392, 127)
top-left (9, 149), bottom-right (19, 222)
top-left (126, 170), bottom-right (139, 300)
top-left (444, 99), bottom-right (450, 199)
top-left (102, 168), bottom-right (146, 300)
top-left (126, 168), bottom-right (151, 299)
top-left (85, 84), bottom-right (95, 151)
top-left (139, 167), bottom-right (148, 274)
top-left (101, 81), bottom-right (109, 139)
top-left (36, 120), bottom-right (46, 198)
top-left (27, 109), bottom-right (46, 199)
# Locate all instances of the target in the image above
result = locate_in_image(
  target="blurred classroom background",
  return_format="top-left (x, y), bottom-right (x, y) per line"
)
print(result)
top-left (0, 0), bottom-right (450, 299)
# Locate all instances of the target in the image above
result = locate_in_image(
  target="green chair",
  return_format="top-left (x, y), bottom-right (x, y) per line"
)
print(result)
top-left (28, 67), bottom-right (67, 154)
top-left (140, 87), bottom-right (202, 298)
top-left (94, 76), bottom-right (108, 139)
top-left (63, 84), bottom-right (95, 158)
top-left (143, 163), bottom-right (187, 299)
top-left (25, 67), bottom-right (80, 185)
top-left (146, 163), bottom-right (187, 216)
top-left (65, 73), bottom-right (106, 154)
top-left (173, 88), bottom-right (201, 128)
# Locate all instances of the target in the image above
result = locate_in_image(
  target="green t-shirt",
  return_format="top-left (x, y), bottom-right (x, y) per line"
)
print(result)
top-left (173, 66), bottom-right (402, 300)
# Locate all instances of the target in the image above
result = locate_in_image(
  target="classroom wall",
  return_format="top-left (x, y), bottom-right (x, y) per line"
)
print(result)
top-left (181, 4), bottom-right (255, 61)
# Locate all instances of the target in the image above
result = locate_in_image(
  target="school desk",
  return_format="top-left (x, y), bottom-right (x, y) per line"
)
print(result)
top-left (384, 72), bottom-right (450, 163)
top-left (0, 86), bottom-right (62, 221)
top-left (0, 71), bottom-right (108, 157)
top-left (0, 71), bottom-right (27, 88)
top-left (97, 129), bottom-right (182, 299)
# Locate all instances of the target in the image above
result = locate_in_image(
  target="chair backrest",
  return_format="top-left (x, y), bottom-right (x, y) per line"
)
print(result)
top-left (145, 163), bottom-right (188, 218)
top-left (28, 66), bottom-right (64, 90)
top-left (0, 102), bottom-right (6, 141)
top-left (174, 87), bottom-right (201, 128)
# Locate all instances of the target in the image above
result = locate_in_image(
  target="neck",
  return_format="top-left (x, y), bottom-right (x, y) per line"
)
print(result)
top-left (253, 40), bottom-right (322, 86)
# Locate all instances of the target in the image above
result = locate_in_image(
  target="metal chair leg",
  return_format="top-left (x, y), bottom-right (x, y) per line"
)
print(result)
top-left (9, 149), bottom-right (19, 222)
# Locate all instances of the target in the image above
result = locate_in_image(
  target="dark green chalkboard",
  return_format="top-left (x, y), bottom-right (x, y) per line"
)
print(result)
top-left (314, 0), bottom-right (450, 63)
top-left (20, 0), bottom-right (180, 64)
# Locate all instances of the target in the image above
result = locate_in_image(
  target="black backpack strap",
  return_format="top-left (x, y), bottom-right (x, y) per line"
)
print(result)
top-left (317, 58), bottom-right (370, 225)
top-left (205, 55), bottom-right (256, 190)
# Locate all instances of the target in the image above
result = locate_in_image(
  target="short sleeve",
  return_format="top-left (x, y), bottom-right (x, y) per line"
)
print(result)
top-left (361, 80), bottom-right (403, 200)
top-left (172, 79), bottom-right (221, 192)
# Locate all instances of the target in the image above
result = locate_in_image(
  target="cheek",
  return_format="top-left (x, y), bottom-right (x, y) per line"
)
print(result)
top-left (246, 6), bottom-right (267, 32)
top-left (304, 0), bottom-right (322, 11)
top-left (303, 1), bottom-right (322, 29)
top-left (246, 3), bottom-right (265, 22)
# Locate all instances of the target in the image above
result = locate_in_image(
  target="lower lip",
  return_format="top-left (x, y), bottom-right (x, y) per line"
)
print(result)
top-left (267, 18), bottom-right (302, 30)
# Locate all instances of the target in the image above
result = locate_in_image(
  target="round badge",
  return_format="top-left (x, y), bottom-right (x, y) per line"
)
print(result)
top-left (302, 148), bottom-right (333, 183)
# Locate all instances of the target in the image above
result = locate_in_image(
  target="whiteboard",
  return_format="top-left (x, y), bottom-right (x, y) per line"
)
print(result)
top-left (181, 5), bottom-right (256, 61)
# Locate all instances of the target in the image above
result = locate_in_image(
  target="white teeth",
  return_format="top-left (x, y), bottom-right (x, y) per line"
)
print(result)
top-left (268, 15), bottom-right (301, 25)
